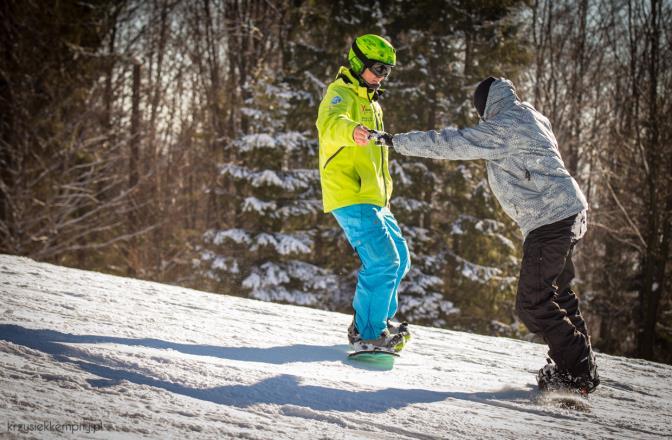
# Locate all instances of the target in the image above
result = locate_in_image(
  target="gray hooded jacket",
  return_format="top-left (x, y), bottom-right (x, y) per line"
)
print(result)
top-left (392, 78), bottom-right (587, 239)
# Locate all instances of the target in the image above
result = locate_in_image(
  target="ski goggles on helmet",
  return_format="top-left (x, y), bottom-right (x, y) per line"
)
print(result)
top-left (369, 62), bottom-right (392, 78)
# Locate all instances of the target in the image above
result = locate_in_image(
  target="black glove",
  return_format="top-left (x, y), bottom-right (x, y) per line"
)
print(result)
top-left (379, 132), bottom-right (393, 147)
top-left (367, 130), bottom-right (394, 147)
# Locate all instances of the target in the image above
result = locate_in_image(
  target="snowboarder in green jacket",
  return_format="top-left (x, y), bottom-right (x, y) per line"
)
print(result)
top-left (316, 34), bottom-right (410, 353)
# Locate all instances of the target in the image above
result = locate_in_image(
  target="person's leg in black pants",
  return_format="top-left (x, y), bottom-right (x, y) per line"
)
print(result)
top-left (555, 248), bottom-right (589, 339)
top-left (515, 215), bottom-right (591, 375)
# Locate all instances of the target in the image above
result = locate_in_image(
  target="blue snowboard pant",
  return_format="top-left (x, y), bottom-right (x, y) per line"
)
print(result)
top-left (332, 204), bottom-right (411, 340)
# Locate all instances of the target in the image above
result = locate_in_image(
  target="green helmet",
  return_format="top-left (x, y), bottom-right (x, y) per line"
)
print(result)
top-left (348, 34), bottom-right (396, 74)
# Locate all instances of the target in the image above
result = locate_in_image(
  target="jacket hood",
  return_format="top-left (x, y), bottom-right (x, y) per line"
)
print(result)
top-left (483, 78), bottom-right (518, 120)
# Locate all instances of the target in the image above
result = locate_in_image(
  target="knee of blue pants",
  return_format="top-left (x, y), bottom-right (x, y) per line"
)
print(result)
top-left (380, 208), bottom-right (410, 276)
top-left (359, 234), bottom-right (401, 273)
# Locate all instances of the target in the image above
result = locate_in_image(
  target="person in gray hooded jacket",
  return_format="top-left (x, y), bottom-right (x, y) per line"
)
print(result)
top-left (379, 77), bottom-right (599, 394)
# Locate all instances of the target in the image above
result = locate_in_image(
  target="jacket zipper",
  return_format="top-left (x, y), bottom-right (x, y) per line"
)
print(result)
top-left (373, 101), bottom-right (388, 206)
top-left (323, 146), bottom-right (345, 169)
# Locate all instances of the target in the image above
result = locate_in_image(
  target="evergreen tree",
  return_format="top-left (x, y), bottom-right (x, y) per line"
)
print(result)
top-left (201, 71), bottom-right (346, 306)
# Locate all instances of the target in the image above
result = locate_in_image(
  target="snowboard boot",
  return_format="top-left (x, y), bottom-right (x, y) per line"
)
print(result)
top-left (571, 350), bottom-right (600, 394)
top-left (537, 358), bottom-right (571, 392)
top-left (347, 317), bottom-right (361, 346)
top-left (387, 319), bottom-right (411, 344)
top-left (536, 352), bottom-right (600, 395)
top-left (348, 315), bottom-right (406, 353)
top-left (352, 328), bottom-right (406, 354)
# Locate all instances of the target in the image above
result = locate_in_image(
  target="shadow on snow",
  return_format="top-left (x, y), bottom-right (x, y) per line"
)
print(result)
top-left (0, 324), bottom-right (537, 414)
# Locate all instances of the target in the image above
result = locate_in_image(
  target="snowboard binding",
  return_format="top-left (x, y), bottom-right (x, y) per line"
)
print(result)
top-left (536, 356), bottom-right (600, 396)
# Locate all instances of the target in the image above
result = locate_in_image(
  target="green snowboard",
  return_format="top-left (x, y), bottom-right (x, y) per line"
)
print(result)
top-left (348, 350), bottom-right (399, 363)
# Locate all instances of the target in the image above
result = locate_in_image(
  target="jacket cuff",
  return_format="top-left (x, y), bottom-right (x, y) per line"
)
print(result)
top-left (344, 120), bottom-right (360, 143)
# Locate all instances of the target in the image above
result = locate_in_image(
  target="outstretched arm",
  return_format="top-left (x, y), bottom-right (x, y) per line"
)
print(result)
top-left (392, 122), bottom-right (510, 161)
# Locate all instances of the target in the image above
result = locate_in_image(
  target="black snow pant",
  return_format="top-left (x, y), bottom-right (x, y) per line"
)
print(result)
top-left (515, 214), bottom-right (591, 376)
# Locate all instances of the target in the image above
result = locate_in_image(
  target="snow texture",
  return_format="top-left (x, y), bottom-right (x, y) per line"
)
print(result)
top-left (448, 251), bottom-right (516, 286)
top-left (242, 261), bottom-right (338, 307)
top-left (1, 254), bottom-right (671, 439)
top-left (391, 197), bottom-right (431, 214)
top-left (232, 131), bottom-right (313, 154)
top-left (218, 164), bottom-right (319, 192)
top-left (204, 230), bottom-right (314, 256)
top-left (389, 160), bottom-right (413, 187)
top-left (241, 198), bottom-right (321, 219)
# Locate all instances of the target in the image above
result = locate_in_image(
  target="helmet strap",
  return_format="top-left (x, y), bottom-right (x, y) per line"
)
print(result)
top-left (348, 68), bottom-right (380, 92)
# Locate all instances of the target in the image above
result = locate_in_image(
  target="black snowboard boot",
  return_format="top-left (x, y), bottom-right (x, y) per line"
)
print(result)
top-left (537, 358), bottom-right (569, 392)
top-left (571, 351), bottom-right (600, 394)
top-left (537, 352), bottom-right (600, 395)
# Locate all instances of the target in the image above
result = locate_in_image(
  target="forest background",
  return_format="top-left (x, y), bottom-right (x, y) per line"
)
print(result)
top-left (1, 0), bottom-right (671, 363)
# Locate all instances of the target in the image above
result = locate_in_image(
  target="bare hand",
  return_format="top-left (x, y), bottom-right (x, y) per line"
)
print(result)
top-left (352, 125), bottom-right (370, 146)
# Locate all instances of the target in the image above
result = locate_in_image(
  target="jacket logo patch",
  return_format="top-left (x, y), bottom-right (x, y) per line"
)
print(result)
top-left (361, 104), bottom-right (367, 112)
top-left (331, 96), bottom-right (343, 105)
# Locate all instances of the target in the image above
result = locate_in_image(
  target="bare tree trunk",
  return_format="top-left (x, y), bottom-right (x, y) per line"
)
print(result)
top-left (127, 62), bottom-right (142, 276)
top-left (0, 1), bottom-right (16, 252)
top-left (148, 0), bottom-right (170, 275)
top-left (637, 0), bottom-right (664, 360)
top-left (567, 0), bottom-right (587, 176)
top-left (201, 0), bottom-right (226, 228)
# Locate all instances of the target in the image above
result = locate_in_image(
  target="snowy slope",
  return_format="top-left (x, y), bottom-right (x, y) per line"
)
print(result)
top-left (0, 255), bottom-right (670, 439)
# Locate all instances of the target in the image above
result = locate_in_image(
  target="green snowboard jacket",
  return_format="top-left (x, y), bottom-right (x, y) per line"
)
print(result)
top-left (316, 67), bottom-right (393, 212)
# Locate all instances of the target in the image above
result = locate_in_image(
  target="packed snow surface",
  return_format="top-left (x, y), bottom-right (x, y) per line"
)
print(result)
top-left (0, 254), bottom-right (671, 439)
